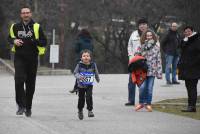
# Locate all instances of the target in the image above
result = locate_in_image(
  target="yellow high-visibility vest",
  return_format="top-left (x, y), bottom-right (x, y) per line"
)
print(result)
top-left (9, 23), bottom-right (46, 55)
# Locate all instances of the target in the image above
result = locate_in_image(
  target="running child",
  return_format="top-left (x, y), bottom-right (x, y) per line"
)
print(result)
top-left (73, 49), bottom-right (100, 120)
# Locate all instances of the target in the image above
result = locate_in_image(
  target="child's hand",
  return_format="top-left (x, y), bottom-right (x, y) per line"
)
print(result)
top-left (134, 52), bottom-right (142, 56)
top-left (79, 76), bottom-right (85, 80)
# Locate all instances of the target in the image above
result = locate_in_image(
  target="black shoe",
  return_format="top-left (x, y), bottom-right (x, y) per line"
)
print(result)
top-left (181, 106), bottom-right (196, 112)
top-left (166, 81), bottom-right (172, 85)
top-left (78, 110), bottom-right (83, 120)
top-left (16, 107), bottom-right (25, 115)
top-left (88, 111), bottom-right (94, 117)
top-left (125, 102), bottom-right (135, 106)
top-left (25, 109), bottom-right (32, 117)
top-left (69, 88), bottom-right (78, 93)
top-left (172, 81), bottom-right (180, 84)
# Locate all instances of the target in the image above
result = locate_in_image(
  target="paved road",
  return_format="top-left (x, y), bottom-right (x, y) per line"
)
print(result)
top-left (0, 72), bottom-right (200, 134)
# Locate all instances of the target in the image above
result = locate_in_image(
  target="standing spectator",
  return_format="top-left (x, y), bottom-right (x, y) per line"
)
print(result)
top-left (161, 22), bottom-right (181, 85)
top-left (69, 29), bottom-right (93, 93)
top-left (8, 6), bottom-right (47, 117)
top-left (135, 30), bottom-right (162, 112)
top-left (125, 18), bottom-right (148, 106)
top-left (178, 26), bottom-right (200, 112)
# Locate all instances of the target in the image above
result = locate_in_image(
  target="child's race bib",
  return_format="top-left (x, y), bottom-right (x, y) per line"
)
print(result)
top-left (79, 72), bottom-right (94, 86)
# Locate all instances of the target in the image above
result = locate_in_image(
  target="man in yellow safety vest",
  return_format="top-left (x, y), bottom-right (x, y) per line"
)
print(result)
top-left (8, 6), bottom-right (47, 117)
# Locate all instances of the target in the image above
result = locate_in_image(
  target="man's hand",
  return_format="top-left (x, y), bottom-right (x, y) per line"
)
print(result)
top-left (14, 39), bottom-right (23, 46)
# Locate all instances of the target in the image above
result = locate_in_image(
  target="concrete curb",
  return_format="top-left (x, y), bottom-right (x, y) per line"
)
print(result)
top-left (0, 58), bottom-right (72, 75)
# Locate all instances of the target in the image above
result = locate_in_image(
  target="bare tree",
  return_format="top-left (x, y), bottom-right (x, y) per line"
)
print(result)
top-left (1, 0), bottom-right (200, 73)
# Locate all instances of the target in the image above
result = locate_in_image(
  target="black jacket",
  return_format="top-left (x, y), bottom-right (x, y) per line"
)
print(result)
top-left (178, 33), bottom-right (200, 80)
top-left (8, 19), bottom-right (47, 56)
top-left (75, 35), bottom-right (93, 54)
top-left (161, 29), bottom-right (181, 55)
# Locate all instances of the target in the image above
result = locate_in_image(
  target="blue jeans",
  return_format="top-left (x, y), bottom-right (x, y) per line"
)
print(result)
top-left (139, 76), bottom-right (155, 105)
top-left (128, 74), bottom-right (136, 104)
top-left (165, 54), bottom-right (179, 82)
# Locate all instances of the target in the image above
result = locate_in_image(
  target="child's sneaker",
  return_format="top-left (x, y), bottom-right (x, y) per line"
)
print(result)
top-left (88, 111), bottom-right (94, 117)
top-left (78, 110), bottom-right (84, 120)
top-left (69, 88), bottom-right (78, 93)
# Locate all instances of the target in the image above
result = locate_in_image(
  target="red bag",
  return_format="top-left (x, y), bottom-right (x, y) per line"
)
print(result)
top-left (128, 55), bottom-right (148, 87)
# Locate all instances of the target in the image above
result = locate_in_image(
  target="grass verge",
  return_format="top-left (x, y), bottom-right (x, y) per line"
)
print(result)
top-left (153, 96), bottom-right (200, 120)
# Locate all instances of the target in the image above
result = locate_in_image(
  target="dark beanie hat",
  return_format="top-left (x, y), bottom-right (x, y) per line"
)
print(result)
top-left (137, 17), bottom-right (148, 25)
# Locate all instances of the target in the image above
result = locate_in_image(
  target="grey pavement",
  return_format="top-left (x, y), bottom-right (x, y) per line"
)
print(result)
top-left (0, 72), bottom-right (200, 134)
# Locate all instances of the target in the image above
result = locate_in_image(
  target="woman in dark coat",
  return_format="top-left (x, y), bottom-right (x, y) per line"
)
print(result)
top-left (75, 29), bottom-right (93, 55)
top-left (70, 29), bottom-right (93, 93)
top-left (178, 26), bottom-right (200, 112)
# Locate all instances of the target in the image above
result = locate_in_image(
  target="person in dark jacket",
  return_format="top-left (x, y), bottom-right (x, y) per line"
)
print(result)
top-left (178, 26), bottom-right (200, 112)
top-left (75, 29), bottom-right (93, 54)
top-left (162, 22), bottom-right (181, 85)
top-left (69, 29), bottom-right (93, 93)
top-left (8, 7), bottom-right (47, 117)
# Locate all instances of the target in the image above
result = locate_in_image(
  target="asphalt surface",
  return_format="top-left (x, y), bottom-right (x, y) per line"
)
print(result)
top-left (0, 72), bottom-right (200, 134)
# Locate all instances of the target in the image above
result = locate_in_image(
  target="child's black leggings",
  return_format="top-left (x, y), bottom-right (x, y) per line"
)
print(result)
top-left (78, 86), bottom-right (93, 111)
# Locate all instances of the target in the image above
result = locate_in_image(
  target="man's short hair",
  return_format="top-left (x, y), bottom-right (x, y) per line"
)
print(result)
top-left (137, 17), bottom-right (148, 26)
top-left (171, 22), bottom-right (177, 26)
top-left (20, 6), bottom-right (32, 13)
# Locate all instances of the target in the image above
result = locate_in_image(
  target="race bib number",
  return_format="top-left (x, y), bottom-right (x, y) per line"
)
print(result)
top-left (79, 72), bottom-right (94, 86)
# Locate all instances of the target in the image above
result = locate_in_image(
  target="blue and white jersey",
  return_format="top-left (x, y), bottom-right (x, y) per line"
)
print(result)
top-left (79, 72), bottom-right (95, 86)
top-left (74, 61), bottom-right (100, 88)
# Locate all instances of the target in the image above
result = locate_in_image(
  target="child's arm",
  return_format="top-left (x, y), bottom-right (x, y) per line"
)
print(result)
top-left (94, 63), bottom-right (100, 83)
top-left (73, 64), bottom-right (84, 80)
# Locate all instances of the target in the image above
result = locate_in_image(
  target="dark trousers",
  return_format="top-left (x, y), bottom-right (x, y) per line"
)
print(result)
top-left (185, 79), bottom-right (198, 107)
top-left (14, 54), bottom-right (38, 110)
top-left (78, 86), bottom-right (93, 111)
top-left (128, 74), bottom-right (136, 104)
